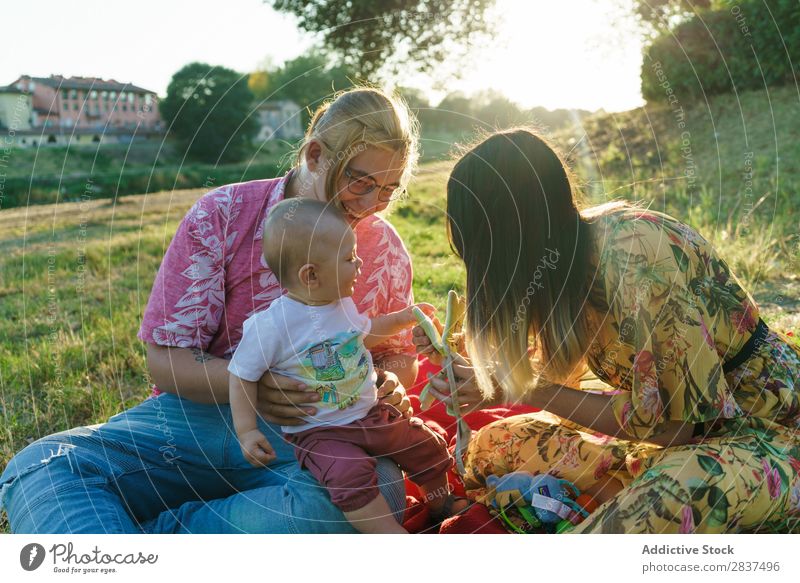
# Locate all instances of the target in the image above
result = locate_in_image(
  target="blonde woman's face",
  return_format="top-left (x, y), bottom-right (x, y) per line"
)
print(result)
top-left (335, 147), bottom-right (405, 224)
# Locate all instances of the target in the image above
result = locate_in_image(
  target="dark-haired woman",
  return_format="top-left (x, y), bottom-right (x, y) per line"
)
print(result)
top-left (415, 129), bottom-right (800, 533)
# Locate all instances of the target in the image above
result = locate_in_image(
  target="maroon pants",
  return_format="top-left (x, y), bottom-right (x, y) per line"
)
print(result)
top-left (286, 403), bottom-right (452, 511)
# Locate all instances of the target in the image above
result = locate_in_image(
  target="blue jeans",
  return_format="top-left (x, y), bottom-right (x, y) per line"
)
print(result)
top-left (0, 393), bottom-right (405, 533)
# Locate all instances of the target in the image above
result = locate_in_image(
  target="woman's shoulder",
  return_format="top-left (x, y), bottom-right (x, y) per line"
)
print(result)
top-left (354, 214), bottom-right (410, 258)
top-left (588, 203), bottom-right (708, 254)
top-left (185, 177), bottom-right (287, 227)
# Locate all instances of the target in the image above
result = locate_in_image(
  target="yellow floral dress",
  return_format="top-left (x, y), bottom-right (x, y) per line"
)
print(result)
top-left (462, 208), bottom-right (800, 533)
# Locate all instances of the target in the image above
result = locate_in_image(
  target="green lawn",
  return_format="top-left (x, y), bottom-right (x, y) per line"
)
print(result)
top-left (0, 164), bottom-right (466, 474)
top-left (2, 86), bottom-right (800, 533)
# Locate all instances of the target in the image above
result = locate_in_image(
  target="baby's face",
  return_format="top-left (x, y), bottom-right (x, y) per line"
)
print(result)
top-left (314, 225), bottom-right (363, 300)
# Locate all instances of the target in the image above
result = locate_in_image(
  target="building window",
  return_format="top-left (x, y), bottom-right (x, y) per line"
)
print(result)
top-left (73, 103), bottom-right (78, 110)
top-left (62, 89), bottom-right (68, 100)
top-left (63, 102), bottom-right (68, 110)
top-left (128, 92), bottom-right (134, 103)
top-left (145, 94), bottom-right (152, 106)
top-left (122, 104), bottom-right (127, 112)
top-left (110, 91), bottom-right (117, 101)
top-left (69, 89), bottom-right (77, 99)
top-left (101, 90), bottom-right (108, 100)
top-left (91, 90), bottom-right (97, 99)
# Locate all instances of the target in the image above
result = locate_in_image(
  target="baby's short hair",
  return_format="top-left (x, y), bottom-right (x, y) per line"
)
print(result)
top-left (263, 198), bottom-right (349, 285)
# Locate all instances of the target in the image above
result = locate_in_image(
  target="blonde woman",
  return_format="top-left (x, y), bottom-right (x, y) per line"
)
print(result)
top-left (1, 88), bottom-right (422, 533)
top-left (416, 128), bottom-right (800, 533)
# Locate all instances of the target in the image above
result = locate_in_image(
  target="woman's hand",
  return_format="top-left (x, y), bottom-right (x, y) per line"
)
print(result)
top-left (425, 353), bottom-right (505, 415)
top-left (257, 368), bottom-right (413, 424)
top-left (377, 369), bottom-right (413, 418)
top-left (256, 370), bottom-right (319, 426)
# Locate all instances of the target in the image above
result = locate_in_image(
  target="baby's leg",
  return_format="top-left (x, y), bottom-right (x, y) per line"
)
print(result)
top-left (417, 475), bottom-right (456, 515)
top-left (289, 431), bottom-right (407, 534)
top-left (364, 411), bottom-right (458, 516)
top-left (344, 493), bottom-right (407, 534)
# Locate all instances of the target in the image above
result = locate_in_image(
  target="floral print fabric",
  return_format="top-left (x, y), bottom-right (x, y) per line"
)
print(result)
top-left (464, 209), bottom-right (800, 532)
top-left (138, 176), bottom-right (417, 363)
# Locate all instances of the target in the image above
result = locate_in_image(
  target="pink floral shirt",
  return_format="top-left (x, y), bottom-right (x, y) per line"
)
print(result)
top-left (138, 175), bottom-right (416, 380)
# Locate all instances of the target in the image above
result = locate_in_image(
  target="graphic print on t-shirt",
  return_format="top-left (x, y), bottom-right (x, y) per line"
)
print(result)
top-left (302, 330), bottom-right (370, 410)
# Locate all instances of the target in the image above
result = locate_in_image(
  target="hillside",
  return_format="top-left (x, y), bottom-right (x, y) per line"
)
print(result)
top-left (551, 85), bottom-right (800, 328)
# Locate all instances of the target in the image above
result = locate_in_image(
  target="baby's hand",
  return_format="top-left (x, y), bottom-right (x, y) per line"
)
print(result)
top-left (399, 302), bottom-right (436, 327)
top-left (238, 429), bottom-right (276, 467)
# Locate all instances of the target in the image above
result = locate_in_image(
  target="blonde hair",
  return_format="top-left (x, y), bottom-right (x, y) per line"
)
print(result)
top-left (295, 86), bottom-right (420, 207)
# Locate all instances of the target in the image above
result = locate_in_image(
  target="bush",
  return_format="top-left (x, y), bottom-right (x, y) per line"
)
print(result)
top-left (0, 163), bottom-right (281, 209)
top-left (641, 0), bottom-right (800, 104)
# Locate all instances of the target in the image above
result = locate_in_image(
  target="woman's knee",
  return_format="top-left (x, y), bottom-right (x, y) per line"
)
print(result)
top-left (2, 434), bottom-right (94, 501)
top-left (1, 437), bottom-right (110, 532)
top-left (279, 457), bottom-right (403, 533)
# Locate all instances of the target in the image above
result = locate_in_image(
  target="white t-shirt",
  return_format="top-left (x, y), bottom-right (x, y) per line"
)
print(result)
top-left (228, 294), bottom-right (377, 433)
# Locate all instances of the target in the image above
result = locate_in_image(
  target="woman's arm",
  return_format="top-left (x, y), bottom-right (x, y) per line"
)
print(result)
top-left (527, 383), bottom-right (695, 447)
top-left (147, 344), bottom-right (314, 419)
top-left (146, 344), bottom-right (230, 403)
top-left (422, 356), bottom-right (694, 447)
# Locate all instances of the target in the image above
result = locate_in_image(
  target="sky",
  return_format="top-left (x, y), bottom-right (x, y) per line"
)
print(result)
top-left (1, 0), bottom-right (645, 113)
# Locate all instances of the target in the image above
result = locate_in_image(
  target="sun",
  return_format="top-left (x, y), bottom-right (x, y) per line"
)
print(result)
top-left (450, 0), bottom-right (645, 112)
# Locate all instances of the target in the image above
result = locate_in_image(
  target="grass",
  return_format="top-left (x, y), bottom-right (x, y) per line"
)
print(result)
top-left (0, 188), bottom-right (204, 464)
top-left (553, 85), bottom-right (800, 293)
top-left (0, 165), bottom-right (470, 472)
top-left (2, 86), bottom-right (800, 533)
top-left (0, 131), bottom-right (462, 210)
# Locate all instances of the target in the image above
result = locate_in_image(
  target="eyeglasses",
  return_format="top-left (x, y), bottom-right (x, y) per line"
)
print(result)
top-left (343, 167), bottom-right (400, 202)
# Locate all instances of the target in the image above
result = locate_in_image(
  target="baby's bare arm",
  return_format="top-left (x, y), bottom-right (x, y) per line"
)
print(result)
top-left (364, 303), bottom-right (435, 349)
top-left (229, 374), bottom-right (260, 436)
top-left (230, 374), bottom-right (276, 465)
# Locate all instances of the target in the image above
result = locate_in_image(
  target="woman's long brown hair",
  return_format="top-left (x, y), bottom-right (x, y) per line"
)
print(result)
top-left (447, 128), bottom-right (626, 400)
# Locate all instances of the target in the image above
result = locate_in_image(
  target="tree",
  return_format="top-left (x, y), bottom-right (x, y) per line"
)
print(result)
top-left (472, 90), bottom-right (526, 129)
top-left (262, 52), bottom-right (355, 128)
top-left (431, 92), bottom-right (476, 131)
top-left (269, 0), bottom-right (495, 79)
top-left (630, 0), bottom-right (714, 34)
top-left (161, 63), bottom-right (258, 163)
top-left (248, 70), bottom-right (270, 100)
top-left (395, 86), bottom-right (435, 128)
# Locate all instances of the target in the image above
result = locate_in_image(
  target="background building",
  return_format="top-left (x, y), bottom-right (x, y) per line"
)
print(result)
top-left (14, 75), bottom-right (161, 130)
top-left (0, 85), bottom-right (32, 131)
top-left (1, 75), bottom-right (163, 146)
top-left (255, 100), bottom-right (303, 142)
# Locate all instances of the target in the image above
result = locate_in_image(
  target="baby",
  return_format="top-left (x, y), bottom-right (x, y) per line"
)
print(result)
top-left (228, 197), bottom-right (455, 534)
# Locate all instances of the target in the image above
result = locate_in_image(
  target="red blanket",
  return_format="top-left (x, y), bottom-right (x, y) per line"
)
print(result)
top-left (401, 357), bottom-right (539, 534)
